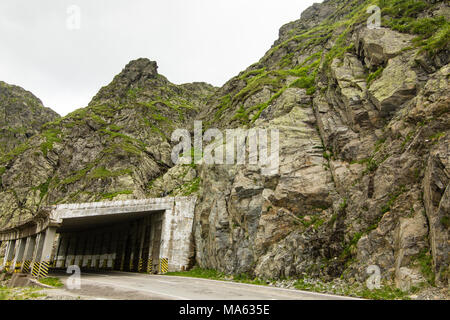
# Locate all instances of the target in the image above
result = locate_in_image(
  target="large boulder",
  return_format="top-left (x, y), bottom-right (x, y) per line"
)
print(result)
top-left (368, 52), bottom-right (418, 117)
top-left (356, 28), bottom-right (415, 69)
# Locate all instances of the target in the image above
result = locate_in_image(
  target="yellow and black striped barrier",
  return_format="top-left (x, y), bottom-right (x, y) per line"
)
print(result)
top-left (160, 258), bottom-right (168, 274)
top-left (14, 262), bottom-right (22, 273)
top-left (23, 260), bottom-right (31, 273)
top-left (4, 261), bottom-right (11, 272)
top-left (147, 259), bottom-right (152, 273)
top-left (129, 260), bottom-right (134, 272)
top-left (31, 262), bottom-right (40, 277)
top-left (138, 259), bottom-right (143, 272)
top-left (39, 261), bottom-right (50, 278)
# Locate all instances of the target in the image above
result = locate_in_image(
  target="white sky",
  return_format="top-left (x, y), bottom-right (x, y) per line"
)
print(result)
top-left (0, 0), bottom-right (320, 116)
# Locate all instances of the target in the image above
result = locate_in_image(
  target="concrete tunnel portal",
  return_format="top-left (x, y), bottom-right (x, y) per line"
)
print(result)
top-left (0, 197), bottom-right (197, 277)
top-left (55, 209), bottom-right (165, 273)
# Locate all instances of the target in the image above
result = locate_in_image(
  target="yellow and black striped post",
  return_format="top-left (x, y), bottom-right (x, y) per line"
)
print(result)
top-left (5, 261), bottom-right (11, 272)
top-left (31, 262), bottom-right (40, 277)
top-left (38, 261), bottom-right (50, 278)
top-left (129, 260), bottom-right (134, 272)
top-left (147, 259), bottom-right (152, 274)
top-left (159, 258), bottom-right (168, 274)
top-left (14, 262), bottom-right (22, 273)
top-left (138, 259), bottom-right (143, 272)
top-left (23, 260), bottom-right (31, 273)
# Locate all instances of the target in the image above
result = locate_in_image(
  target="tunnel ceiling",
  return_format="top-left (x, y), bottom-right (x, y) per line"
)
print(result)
top-left (57, 210), bottom-right (165, 233)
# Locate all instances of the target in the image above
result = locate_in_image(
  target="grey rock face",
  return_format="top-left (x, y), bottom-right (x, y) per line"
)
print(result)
top-left (0, 81), bottom-right (60, 155)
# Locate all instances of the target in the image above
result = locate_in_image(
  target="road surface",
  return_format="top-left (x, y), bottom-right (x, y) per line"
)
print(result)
top-left (42, 271), bottom-right (358, 300)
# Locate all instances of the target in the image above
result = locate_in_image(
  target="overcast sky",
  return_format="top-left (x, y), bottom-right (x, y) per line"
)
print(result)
top-left (0, 0), bottom-right (319, 116)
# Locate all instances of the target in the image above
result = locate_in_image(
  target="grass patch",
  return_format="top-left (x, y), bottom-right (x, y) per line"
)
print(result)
top-left (0, 286), bottom-right (46, 300)
top-left (182, 177), bottom-right (201, 196)
top-left (165, 267), bottom-right (267, 286)
top-left (294, 278), bottom-right (410, 300)
top-left (40, 129), bottom-right (63, 157)
top-left (61, 164), bottom-right (95, 185)
top-left (101, 190), bottom-right (133, 200)
top-left (32, 177), bottom-right (52, 202)
top-left (88, 167), bottom-right (133, 180)
top-left (0, 142), bottom-right (31, 164)
top-left (367, 66), bottom-right (384, 86)
top-left (413, 248), bottom-right (435, 286)
top-left (441, 216), bottom-right (450, 229)
top-left (380, 0), bottom-right (449, 55)
top-left (166, 267), bottom-right (226, 280)
top-left (39, 277), bottom-right (64, 288)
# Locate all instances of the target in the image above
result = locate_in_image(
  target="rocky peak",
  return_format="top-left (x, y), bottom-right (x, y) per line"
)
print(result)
top-left (120, 58), bottom-right (159, 84)
top-left (90, 58), bottom-right (162, 105)
top-left (0, 81), bottom-right (60, 155)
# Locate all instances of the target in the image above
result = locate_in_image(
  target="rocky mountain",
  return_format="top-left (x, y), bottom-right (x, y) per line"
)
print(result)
top-left (0, 0), bottom-right (448, 297)
top-left (0, 58), bottom-right (215, 228)
top-left (0, 81), bottom-right (60, 156)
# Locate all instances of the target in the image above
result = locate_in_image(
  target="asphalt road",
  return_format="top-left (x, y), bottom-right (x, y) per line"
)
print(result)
top-left (44, 271), bottom-right (358, 300)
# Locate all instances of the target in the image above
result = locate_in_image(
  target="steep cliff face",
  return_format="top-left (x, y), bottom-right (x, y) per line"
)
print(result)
top-left (0, 81), bottom-right (60, 156)
top-left (0, 0), bottom-right (448, 295)
top-left (190, 0), bottom-right (449, 291)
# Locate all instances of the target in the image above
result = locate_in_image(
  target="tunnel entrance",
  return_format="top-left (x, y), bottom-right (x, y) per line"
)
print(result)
top-left (1, 197), bottom-right (196, 276)
top-left (53, 211), bottom-right (164, 273)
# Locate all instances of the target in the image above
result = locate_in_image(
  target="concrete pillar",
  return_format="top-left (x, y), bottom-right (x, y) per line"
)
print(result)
top-left (12, 238), bottom-right (26, 272)
top-left (65, 234), bottom-right (78, 268)
top-left (10, 240), bottom-right (20, 271)
top-left (82, 233), bottom-right (95, 269)
top-left (149, 213), bottom-right (163, 273)
top-left (113, 229), bottom-right (123, 270)
top-left (75, 236), bottom-right (86, 268)
top-left (119, 230), bottom-right (127, 271)
top-left (92, 233), bottom-right (103, 270)
top-left (56, 235), bottom-right (69, 268)
top-left (38, 227), bottom-right (57, 277)
top-left (137, 221), bottom-right (147, 272)
top-left (22, 236), bottom-right (36, 273)
top-left (128, 222), bottom-right (138, 272)
top-left (159, 208), bottom-right (173, 273)
top-left (51, 234), bottom-right (61, 267)
top-left (40, 227), bottom-right (57, 263)
top-left (99, 232), bottom-right (110, 270)
top-left (147, 216), bottom-right (156, 273)
top-left (31, 233), bottom-right (44, 277)
top-left (1, 240), bottom-right (15, 271)
top-left (107, 231), bottom-right (118, 269)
